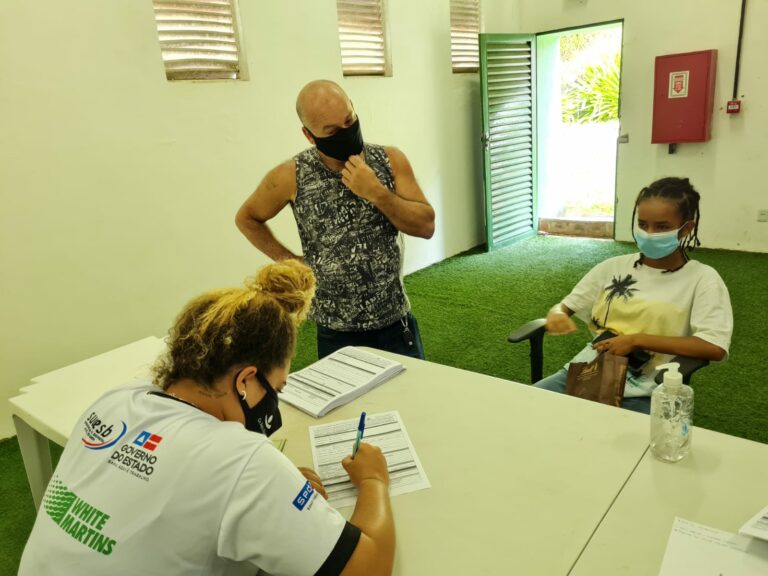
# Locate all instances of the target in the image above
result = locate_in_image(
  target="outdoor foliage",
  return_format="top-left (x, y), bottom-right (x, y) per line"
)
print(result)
top-left (560, 33), bottom-right (592, 62)
top-left (562, 52), bottom-right (621, 124)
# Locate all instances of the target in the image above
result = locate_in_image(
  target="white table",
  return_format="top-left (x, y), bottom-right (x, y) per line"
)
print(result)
top-left (8, 336), bottom-right (166, 508)
top-left (9, 338), bottom-right (652, 575)
top-left (278, 349), bottom-right (651, 575)
top-left (570, 426), bottom-right (768, 575)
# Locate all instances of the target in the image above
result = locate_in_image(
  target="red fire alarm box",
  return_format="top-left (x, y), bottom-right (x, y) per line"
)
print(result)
top-left (651, 50), bottom-right (717, 143)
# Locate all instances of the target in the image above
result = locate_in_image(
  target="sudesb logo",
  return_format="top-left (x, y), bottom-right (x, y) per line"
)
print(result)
top-left (82, 412), bottom-right (127, 451)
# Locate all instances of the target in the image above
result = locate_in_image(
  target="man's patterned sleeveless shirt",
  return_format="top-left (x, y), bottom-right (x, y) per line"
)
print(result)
top-left (291, 144), bottom-right (409, 331)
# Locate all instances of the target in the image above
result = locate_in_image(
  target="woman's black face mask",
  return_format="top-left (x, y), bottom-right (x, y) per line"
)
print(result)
top-left (308, 118), bottom-right (364, 161)
top-left (235, 371), bottom-right (282, 436)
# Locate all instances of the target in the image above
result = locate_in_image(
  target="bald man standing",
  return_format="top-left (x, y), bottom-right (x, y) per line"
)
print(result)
top-left (236, 80), bottom-right (435, 359)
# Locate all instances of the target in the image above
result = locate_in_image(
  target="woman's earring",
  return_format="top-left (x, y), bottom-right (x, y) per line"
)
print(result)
top-left (240, 389), bottom-right (247, 401)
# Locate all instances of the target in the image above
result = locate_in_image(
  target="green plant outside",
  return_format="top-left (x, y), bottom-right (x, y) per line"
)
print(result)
top-left (562, 52), bottom-right (620, 123)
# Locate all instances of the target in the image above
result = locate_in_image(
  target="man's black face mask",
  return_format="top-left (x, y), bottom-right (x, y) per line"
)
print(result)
top-left (308, 118), bottom-right (364, 161)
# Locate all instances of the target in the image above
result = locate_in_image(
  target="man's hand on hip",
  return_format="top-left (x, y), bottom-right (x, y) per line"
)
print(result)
top-left (342, 155), bottom-right (386, 203)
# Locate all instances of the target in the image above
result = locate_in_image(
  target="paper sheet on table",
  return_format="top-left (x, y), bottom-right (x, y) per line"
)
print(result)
top-left (740, 504), bottom-right (768, 542)
top-left (309, 410), bottom-right (430, 508)
top-left (658, 518), bottom-right (768, 575)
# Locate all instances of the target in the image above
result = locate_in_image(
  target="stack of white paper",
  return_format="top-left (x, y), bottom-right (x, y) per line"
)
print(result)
top-left (281, 347), bottom-right (405, 417)
top-left (309, 411), bottom-right (430, 508)
top-left (740, 504), bottom-right (768, 542)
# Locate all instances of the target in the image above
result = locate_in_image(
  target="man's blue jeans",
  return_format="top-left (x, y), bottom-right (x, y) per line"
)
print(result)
top-left (317, 313), bottom-right (425, 360)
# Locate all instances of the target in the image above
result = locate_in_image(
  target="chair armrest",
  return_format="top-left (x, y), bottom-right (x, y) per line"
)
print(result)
top-left (508, 318), bottom-right (547, 343)
top-left (508, 318), bottom-right (548, 384)
top-left (655, 356), bottom-right (710, 385)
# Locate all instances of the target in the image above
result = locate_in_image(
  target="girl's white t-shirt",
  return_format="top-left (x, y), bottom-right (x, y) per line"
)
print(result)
top-left (562, 254), bottom-right (732, 397)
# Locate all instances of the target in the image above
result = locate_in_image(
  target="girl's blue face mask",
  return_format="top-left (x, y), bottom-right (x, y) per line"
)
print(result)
top-left (633, 223), bottom-right (687, 259)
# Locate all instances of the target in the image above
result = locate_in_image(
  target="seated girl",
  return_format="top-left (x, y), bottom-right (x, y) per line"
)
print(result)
top-left (534, 177), bottom-right (733, 414)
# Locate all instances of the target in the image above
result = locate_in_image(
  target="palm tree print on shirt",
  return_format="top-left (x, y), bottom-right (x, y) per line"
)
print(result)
top-left (600, 274), bottom-right (639, 327)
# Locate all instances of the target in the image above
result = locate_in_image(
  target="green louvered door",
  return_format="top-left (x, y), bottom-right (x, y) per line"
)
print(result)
top-left (480, 34), bottom-right (537, 251)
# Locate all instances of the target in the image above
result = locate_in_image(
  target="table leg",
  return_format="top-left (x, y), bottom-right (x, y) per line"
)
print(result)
top-left (13, 415), bottom-right (53, 511)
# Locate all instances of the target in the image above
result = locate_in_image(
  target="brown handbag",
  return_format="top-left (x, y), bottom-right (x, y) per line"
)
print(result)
top-left (566, 352), bottom-right (628, 407)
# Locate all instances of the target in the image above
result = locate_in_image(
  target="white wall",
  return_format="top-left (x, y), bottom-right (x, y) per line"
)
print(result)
top-left (0, 0), bottom-right (485, 438)
top-left (485, 0), bottom-right (768, 251)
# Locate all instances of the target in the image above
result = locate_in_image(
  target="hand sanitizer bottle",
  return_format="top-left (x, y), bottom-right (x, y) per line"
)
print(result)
top-left (650, 362), bottom-right (693, 463)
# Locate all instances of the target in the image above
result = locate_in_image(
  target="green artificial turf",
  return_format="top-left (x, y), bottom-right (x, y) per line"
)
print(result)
top-left (2, 235), bottom-right (766, 572)
top-left (0, 440), bottom-right (62, 575)
top-left (299, 235), bottom-right (767, 444)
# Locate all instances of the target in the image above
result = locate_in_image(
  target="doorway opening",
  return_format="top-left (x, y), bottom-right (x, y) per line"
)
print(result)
top-left (536, 22), bottom-right (622, 239)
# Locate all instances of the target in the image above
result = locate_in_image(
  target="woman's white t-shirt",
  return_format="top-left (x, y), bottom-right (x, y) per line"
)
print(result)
top-left (19, 380), bottom-right (360, 576)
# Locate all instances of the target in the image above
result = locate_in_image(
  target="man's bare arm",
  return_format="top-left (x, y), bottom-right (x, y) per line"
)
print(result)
top-left (235, 160), bottom-right (301, 262)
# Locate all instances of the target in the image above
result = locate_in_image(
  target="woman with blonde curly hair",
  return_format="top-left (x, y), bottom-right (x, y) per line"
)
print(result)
top-left (20, 260), bottom-right (394, 576)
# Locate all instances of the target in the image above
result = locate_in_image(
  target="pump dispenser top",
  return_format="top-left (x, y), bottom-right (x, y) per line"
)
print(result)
top-left (656, 362), bottom-right (682, 388)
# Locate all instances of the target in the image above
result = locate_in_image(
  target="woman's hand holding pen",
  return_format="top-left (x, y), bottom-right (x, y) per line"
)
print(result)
top-left (342, 443), bottom-right (389, 488)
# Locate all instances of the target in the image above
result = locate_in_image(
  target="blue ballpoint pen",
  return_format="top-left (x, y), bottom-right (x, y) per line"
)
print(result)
top-left (352, 412), bottom-right (367, 459)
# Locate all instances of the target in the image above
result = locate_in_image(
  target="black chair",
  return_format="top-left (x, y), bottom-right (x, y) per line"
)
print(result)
top-left (507, 318), bottom-right (709, 385)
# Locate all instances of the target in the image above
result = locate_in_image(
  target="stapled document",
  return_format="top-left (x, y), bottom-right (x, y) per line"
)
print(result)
top-left (282, 347), bottom-right (405, 417)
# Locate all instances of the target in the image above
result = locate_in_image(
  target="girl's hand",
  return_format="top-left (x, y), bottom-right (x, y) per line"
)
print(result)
top-left (545, 309), bottom-right (577, 335)
top-left (593, 334), bottom-right (638, 356)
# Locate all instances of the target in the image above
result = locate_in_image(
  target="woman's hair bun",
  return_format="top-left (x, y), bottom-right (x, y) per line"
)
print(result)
top-left (246, 259), bottom-right (316, 320)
